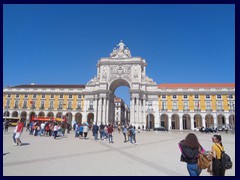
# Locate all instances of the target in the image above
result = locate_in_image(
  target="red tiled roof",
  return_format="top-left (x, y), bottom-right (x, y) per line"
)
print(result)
top-left (158, 83), bottom-right (235, 89)
top-left (10, 84), bottom-right (86, 89)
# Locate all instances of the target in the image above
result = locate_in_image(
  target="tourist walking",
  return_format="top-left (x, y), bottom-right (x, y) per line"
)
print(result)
top-left (99, 123), bottom-right (105, 140)
top-left (92, 123), bottom-right (99, 140)
top-left (122, 125), bottom-right (127, 142)
top-left (4, 120), bottom-right (9, 132)
top-left (53, 123), bottom-right (58, 139)
top-left (15, 119), bottom-right (24, 146)
top-left (75, 123), bottom-right (79, 137)
top-left (40, 122), bottom-right (45, 136)
top-left (211, 134), bottom-right (225, 176)
top-left (104, 124), bottom-right (108, 140)
top-left (131, 126), bottom-right (137, 144)
top-left (79, 124), bottom-right (83, 138)
top-left (178, 133), bottom-right (205, 176)
top-left (108, 124), bottom-right (114, 143)
top-left (83, 123), bottom-right (89, 139)
top-left (13, 121), bottom-right (19, 145)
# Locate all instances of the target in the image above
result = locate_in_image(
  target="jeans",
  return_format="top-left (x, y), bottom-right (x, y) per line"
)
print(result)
top-left (41, 129), bottom-right (44, 135)
top-left (13, 133), bottom-right (16, 143)
top-left (94, 132), bottom-right (98, 140)
top-left (109, 134), bottom-right (113, 143)
top-left (187, 163), bottom-right (201, 176)
top-left (123, 133), bottom-right (126, 142)
top-left (129, 135), bottom-right (133, 143)
top-left (100, 130), bottom-right (104, 139)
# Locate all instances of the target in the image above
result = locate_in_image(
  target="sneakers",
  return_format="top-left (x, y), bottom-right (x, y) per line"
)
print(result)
top-left (14, 143), bottom-right (18, 146)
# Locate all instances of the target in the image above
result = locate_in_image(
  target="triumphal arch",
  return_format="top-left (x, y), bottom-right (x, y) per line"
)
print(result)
top-left (84, 40), bottom-right (159, 127)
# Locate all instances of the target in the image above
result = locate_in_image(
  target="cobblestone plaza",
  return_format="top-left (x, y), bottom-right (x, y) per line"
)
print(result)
top-left (3, 128), bottom-right (235, 176)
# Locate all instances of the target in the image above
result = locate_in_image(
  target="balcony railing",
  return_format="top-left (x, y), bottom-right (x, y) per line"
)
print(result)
top-left (206, 109), bottom-right (212, 112)
top-left (67, 107), bottom-right (72, 110)
top-left (217, 109), bottom-right (224, 112)
top-left (48, 107), bottom-right (54, 110)
top-left (76, 107), bottom-right (82, 111)
top-left (194, 109), bottom-right (201, 112)
top-left (172, 109), bottom-right (178, 112)
top-left (40, 106), bottom-right (45, 110)
top-left (183, 109), bottom-right (190, 112)
top-left (161, 109), bottom-right (168, 111)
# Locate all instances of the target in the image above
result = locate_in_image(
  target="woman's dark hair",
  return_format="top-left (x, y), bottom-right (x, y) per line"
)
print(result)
top-left (183, 133), bottom-right (200, 149)
top-left (213, 134), bottom-right (223, 146)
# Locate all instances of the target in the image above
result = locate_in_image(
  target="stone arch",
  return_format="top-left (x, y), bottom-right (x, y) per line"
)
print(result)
top-left (12, 111), bottom-right (18, 117)
top-left (75, 113), bottom-right (83, 124)
top-left (171, 114), bottom-right (179, 130)
top-left (109, 78), bottom-right (131, 93)
top-left (217, 114), bottom-right (225, 126)
top-left (229, 114), bottom-right (235, 130)
top-left (182, 114), bottom-right (191, 130)
top-left (38, 111), bottom-right (45, 117)
top-left (29, 112), bottom-right (36, 121)
top-left (146, 114), bottom-right (155, 129)
top-left (205, 114), bottom-right (214, 127)
top-left (160, 114), bottom-right (168, 129)
top-left (66, 112), bottom-right (73, 124)
top-left (56, 112), bottom-right (62, 118)
top-left (87, 113), bottom-right (94, 126)
top-left (47, 112), bottom-right (54, 118)
top-left (194, 114), bottom-right (202, 128)
top-left (20, 111), bottom-right (27, 120)
top-left (3, 111), bottom-right (10, 117)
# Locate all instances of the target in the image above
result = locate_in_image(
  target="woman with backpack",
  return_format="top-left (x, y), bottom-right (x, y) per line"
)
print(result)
top-left (178, 133), bottom-right (205, 176)
top-left (211, 134), bottom-right (225, 176)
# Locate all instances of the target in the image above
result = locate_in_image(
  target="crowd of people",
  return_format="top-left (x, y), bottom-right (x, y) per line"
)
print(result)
top-left (5, 119), bottom-right (231, 176)
top-left (27, 121), bottom-right (72, 139)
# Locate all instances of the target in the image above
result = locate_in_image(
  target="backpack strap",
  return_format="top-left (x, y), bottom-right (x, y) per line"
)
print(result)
top-left (215, 143), bottom-right (223, 159)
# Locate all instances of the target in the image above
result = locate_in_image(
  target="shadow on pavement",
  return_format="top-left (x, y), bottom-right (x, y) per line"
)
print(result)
top-left (20, 143), bottom-right (30, 146)
top-left (3, 152), bottom-right (10, 156)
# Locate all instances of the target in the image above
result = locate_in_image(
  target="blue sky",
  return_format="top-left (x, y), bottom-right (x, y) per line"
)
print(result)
top-left (3, 4), bottom-right (235, 106)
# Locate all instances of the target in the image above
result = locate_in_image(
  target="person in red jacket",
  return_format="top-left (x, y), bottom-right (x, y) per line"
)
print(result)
top-left (15, 119), bottom-right (24, 146)
top-left (107, 124), bottom-right (114, 143)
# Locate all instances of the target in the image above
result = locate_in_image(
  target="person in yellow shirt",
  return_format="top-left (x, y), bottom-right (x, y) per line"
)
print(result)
top-left (212, 134), bottom-right (225, 176)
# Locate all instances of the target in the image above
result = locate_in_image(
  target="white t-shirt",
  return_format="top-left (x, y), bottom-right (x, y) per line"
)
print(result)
top-left (41, 123), bottom-right (45, 129)
top-left (83, 126), bottom-right (89, 133)
top-left (54, 125), bottom-right (58, 131)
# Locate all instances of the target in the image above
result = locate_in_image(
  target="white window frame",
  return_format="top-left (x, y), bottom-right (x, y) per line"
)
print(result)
top-left (206, 101), bottom-right (211, 110)
top-left (59, 95), bottom-right (63, 99)
top-left (183, 101), bottom-right (189, 110)
top-left (50, 101), bottom-right (54, 109)
top-left (162, 101), bottom-right (167, 110)
top-left (172, 101), bottom-right (178, 110)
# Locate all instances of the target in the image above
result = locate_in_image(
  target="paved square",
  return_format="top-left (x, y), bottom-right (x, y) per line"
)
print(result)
top-left (3, 128), bottom-right (235, 176)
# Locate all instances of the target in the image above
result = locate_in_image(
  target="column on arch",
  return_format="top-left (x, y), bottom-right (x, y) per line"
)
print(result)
top-left (214, 114), bottom-right (218, 129)
top-left (226, 115), bottom-right (229, 126)
top-left (136, 97), bottom-right (139, 126)
top-left (106, 98), bottom-right (109, 124)
top-left (179, 115), bottom-right (183, 130)
top-left (130, 97), bottom-right (134, 125)
top-left (97, 97), bottom-right (102, 124)
top-left (143, 97), bottom-right (146, 128)
top-left (102, 98), bottom-right (106, 124)
top-left (93, 97), bottom-right (98, 124)
top-left (202, 115), bottom-right (206, 128)
top-left (190, 115), bottom-right (194, 130)
top-left (139, 98), bottom-right (142, 127)
top-left (168, 114), bottom-right (171, 130)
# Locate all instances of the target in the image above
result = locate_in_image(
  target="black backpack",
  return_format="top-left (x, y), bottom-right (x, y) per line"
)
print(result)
top-left (216, 144), bottom-right (232, 170)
